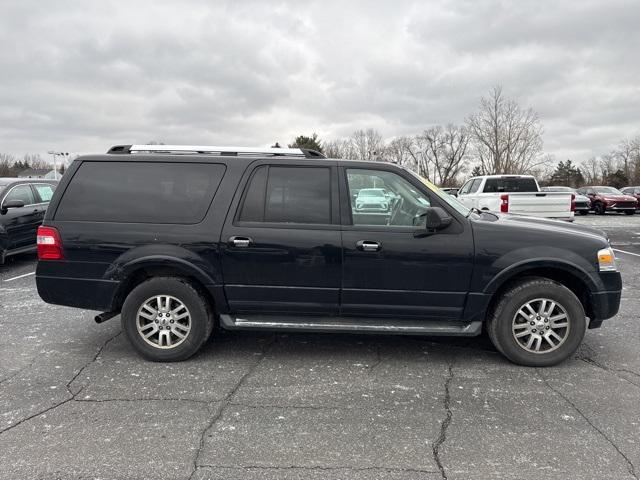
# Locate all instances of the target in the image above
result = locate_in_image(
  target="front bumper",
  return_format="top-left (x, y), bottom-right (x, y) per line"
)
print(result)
top-left (588, 289), bottom-right (622, 328)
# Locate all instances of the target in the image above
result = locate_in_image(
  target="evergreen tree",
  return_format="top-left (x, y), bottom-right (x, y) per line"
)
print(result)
top-left (289, 133), bottom-right (323, 153)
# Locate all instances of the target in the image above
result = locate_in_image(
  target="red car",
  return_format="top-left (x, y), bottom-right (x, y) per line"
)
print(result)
top-left (621, 187), bottom-right (640, 209)
top-left (577, 186), bottom-right (638, 215)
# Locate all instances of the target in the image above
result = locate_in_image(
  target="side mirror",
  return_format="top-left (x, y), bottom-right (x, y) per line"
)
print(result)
top-left (0, 199), bottom-right (24, 214)
top-left (414, 207), bottom-right (453, 235)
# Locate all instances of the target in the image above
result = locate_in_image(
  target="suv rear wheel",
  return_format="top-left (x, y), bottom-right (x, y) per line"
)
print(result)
top-left (121, 277), bottom-right (214, 361)
top-left (487, 278), bottom-right (586, 367)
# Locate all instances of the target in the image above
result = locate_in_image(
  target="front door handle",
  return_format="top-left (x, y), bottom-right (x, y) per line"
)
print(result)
top-left (356, 240), bottom-right (381, 252)
top-left (229, 236), bottom-right (252, 248)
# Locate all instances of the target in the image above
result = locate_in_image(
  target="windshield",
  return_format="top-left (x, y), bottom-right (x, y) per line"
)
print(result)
top-left (595, 187), bottom-right (623, 195)
top-left (358, 189), bottom-right (385, 197)
top-left (404, 168), bottom-right (471, 217)
top-left (545, 186), bottom-right (573, 192)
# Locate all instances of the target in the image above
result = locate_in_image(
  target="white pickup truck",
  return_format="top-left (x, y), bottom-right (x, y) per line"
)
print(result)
top-left (456, 175), bottom-right (574, 221)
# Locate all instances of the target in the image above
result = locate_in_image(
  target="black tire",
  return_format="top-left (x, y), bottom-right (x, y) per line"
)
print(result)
top-left (121, 277), bottom-right (214, 362)
top-left (593, 202), bottom-right (605, 215)
top-left (487, 277), bottom-right (586, 367)
top-left (625, 210), bottom-right (635, 215)
top-left (578, 210), bottom-right (588, 216)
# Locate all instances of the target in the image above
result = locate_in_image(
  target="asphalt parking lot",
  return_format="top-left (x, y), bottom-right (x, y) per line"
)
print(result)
top-left (1, 214), bottom-right (639, 480)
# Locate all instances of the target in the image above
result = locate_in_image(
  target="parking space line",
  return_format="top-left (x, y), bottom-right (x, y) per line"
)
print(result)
top-left (4, 272), bottom-right (35, 282)
top-left (613, 248), bottom-right (640, 258)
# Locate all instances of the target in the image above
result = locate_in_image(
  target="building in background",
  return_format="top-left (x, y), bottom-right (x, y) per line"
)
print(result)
top-left (18, 168), bottom-right (58, 179)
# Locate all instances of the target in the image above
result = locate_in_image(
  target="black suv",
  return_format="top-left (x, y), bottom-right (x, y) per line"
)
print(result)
top-left (1, 178), bottom-right (57, 263)
top-left (36, 145), bottom-right (622, 366)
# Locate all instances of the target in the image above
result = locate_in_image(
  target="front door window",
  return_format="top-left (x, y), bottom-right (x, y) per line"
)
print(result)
top-left (346, 169), bottom-right (430, 227)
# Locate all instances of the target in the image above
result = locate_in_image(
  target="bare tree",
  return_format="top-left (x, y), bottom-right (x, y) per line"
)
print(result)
top-left (0, 153), bottom-right (16, 177)
top-left (614, 136), bottom-right (640, 184)
top-left (466, 86), bottom-right (544, 174)
top-left (581, 156), bottom-right (601, 184)
top-left (349, 129), bottom-right (385, 161)
top-left (420, 124), bottom-right (470, 186)
top-left (323, 138), bottom-right (356, 159)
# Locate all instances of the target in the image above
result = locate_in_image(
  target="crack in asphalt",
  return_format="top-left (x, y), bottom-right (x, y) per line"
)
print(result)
top-left (66, 331), bottom-right (122, 396)
top-left (578, 357), bottom-right (640, 388)
top-left (537, 371), bottom-right (638, 479)
top-left (0, 357), bottom-right (36, 385)
top-left (188, 335), bottom-right (277, 480)
top-left (193, 464), bottom-right (439, 476)
top-left (228, 402), bottom-right (338, 410)
top-left (75, 397), bottom-right (210, 404)
top-left (367, 342), bottom-right (383, 372)
top-left (432, 362), bottom-right (454, 480)
top-left (0, 329), bottom-right (122, 436)
top-left (576, 344), bottom-right (640, 388)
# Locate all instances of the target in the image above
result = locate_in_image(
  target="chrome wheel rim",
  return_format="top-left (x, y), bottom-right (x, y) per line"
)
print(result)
top-left (512, 298), bottom-right (570, 354)
top-left (136, 295), bottom-right (191, 349)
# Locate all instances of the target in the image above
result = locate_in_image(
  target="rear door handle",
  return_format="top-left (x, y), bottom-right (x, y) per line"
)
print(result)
top-left (228, 236), bottom-right (252, 248)
top-left (356, 240), bottom-right (381, 252)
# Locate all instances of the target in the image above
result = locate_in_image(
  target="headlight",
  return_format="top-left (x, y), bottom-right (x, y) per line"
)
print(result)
top-left (597, 247), bottom-right (618, 272)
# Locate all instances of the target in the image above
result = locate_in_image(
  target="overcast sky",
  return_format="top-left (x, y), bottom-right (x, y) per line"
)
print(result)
top-left (1, 0), bottom-right (639, 165)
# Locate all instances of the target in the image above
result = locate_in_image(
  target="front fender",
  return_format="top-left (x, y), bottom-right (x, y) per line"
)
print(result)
top-left (481, 246), bottom-right (602, 294)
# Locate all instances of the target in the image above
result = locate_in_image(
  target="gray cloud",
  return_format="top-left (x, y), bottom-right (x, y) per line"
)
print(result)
top-left (0, 0), bottom-right (638, 164)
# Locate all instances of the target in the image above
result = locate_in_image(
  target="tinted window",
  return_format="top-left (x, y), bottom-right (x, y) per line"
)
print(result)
top-left (238, 166), bottom-right (331, 224)
top-left (238, 166), bottom-right (267, 222)
top-left (265, 167), bottom-right (331, 224)
top-left (3, 184), bottom-right (35, 206)
top-left (33, 183), bottom-right (55, 202)
top-left (56, 162), bottom-right (225, 223)
top-left (483, 177), bottom-right (538, 193)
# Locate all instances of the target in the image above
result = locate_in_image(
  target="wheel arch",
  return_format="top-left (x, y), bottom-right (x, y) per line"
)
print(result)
top-left (108, 255), bottom-right (219, 313)
top-left (483, 261), bottom-right (599, 322)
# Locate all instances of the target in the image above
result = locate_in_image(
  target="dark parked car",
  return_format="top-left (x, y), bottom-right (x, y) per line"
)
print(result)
top-left (576, 186), bottom-right (637, 215)
top-left (541, 186), bottom-right (590, 215)
top-left (1, 178), bottom-right (57, 263)
top-left (36, 145), bottom-right (621, 367)
top-left (620, 187), bottom-right (640, 208)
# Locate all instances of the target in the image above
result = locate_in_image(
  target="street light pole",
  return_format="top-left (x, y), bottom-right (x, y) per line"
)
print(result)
top-left (47, 150), bottom-right (68, 180)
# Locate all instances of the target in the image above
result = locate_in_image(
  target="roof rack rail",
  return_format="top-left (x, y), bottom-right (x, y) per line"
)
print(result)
top-left (107, 145), bottom-right (326, 158)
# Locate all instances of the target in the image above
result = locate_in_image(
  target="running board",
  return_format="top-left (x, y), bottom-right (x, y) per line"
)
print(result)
top-left (219, 314), bottom-right (481, 336)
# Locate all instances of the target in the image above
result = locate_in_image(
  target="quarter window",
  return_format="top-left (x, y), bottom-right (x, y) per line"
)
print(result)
top-left (3, 185), bottom-right (35, 207)
top-left (33, 184), bottom-right (55, 203)
top-left (56, 162), bottom-right (225, 224)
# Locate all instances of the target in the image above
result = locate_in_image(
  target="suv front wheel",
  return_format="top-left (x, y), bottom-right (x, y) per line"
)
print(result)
top-left (121, 277), bottom-right (214, 361)
top-left (487, 278), bottom-right (586, 367)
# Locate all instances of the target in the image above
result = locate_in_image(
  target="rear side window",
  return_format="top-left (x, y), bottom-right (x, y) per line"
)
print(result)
top-left (238, 166), bottom-right (331, 224)
top-left (483, 177), bottom-right (538, 193)
top-left (56, 162), bottom-right (225, 224)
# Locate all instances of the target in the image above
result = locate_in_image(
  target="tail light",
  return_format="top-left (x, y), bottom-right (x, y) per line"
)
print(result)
top-left (570, 193), bottom-right (576, 212)
top-left (37, 226), bottom-right (64, 260)
top-left (500, 194), bottom-right (509, 213)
